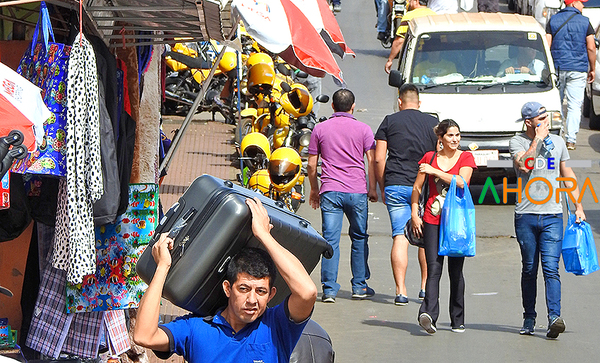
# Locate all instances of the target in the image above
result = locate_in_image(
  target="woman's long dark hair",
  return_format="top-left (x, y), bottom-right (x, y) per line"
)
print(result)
top-left (434, 119), bottom-right (460, 138)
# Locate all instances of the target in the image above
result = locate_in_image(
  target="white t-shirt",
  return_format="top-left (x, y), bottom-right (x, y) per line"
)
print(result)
top-left (427, 0), bottom-right (458, 14)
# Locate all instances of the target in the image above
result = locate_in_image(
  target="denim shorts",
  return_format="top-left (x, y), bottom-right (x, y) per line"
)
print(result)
top-left (385, 185), bottom-right (413, 237)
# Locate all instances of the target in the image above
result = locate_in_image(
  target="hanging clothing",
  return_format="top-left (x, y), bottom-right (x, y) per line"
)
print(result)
top-left (28, 221), bottom-right (130, 358)
top-left (51, 33), bottom-right (103, 284)
top-left (65, 183), bottom-right (157, 312)
top-left (104, 310), bottom-right (131, 356)
top-left (136, 44), bottom-right (162, 184)
top-left (26, 262), bottom-right (104, 358)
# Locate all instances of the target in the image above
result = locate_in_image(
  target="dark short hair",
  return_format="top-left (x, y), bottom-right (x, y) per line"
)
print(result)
top-left (434, 119), bottom-right (461, 138)
top-left (399, 83), bottom-right (419, 104)
top-left (225, 247), bottom-right (277, 288)
top-left (332, 88), bottom-right (355, 112)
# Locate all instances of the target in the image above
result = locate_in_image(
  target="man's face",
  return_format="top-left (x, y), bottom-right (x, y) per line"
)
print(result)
top-left (223, 272), bottom-right (276, 327)
top-left (526, 109), bottom-right (548, 130)
top-left (518, 47), bottom-right (536, 63)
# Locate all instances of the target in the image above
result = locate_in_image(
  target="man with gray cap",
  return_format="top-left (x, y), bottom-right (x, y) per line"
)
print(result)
top-left (509, 101), bottom-right (586, 339)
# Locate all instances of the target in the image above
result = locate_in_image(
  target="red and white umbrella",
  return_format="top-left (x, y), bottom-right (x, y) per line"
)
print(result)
top-left (289, 0), bottom-right (354, 58)
top-left (0, 62), bottom-right (51, 152)
top-left (232, 0), bottom-right (346, 83)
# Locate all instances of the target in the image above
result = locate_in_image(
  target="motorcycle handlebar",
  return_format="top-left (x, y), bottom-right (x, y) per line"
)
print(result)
top-left (166, 51), bottom-right (207, 70)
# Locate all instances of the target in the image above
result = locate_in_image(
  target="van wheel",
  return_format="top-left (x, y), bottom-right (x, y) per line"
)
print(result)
top-left (589, 94), bottom-right (600, 130)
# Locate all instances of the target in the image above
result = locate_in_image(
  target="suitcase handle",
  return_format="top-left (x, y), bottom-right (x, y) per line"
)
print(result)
top-left (218, 256), bottom-right (232, 273)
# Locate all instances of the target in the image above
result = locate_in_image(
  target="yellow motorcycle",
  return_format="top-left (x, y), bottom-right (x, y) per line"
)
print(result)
top-left (246, 147), bottom-right (305, 212)
top-left (164, 41), bottom-right (240, 124)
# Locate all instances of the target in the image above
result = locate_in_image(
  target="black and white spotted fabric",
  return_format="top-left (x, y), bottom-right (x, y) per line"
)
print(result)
top-left (51, 33), bottom-right (103, 284)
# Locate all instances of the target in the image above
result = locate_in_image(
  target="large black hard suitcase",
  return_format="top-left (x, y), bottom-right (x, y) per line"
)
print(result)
top-left (137, 174), bottom-right (332, 316)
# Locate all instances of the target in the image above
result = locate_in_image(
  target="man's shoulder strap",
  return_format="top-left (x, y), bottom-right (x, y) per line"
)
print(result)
top-left (552, 12), bottom-right (578, 37)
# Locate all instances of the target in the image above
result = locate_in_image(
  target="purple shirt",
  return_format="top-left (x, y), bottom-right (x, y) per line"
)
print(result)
top-left (308, 112), bottom-right (375, 194)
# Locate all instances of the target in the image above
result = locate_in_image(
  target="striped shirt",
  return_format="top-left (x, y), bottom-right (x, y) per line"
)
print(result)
top-left (396, 7), bottom-right (437, 37)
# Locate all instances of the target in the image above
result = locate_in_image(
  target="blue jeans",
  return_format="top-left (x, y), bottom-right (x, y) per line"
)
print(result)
top-left (514, 213), bottom-right (563, 320)
top-left (374, 0), bottom-right (390, 33)
top-left (384, 185), bottom-right (412, 237)
top-left (320, 191), bottom-right (370, 296)
top-left (558, 70), bottom-right (587, 144)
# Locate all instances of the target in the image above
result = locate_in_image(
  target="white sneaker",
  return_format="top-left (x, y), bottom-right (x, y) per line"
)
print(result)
top-left (418, 313), bottom-right (437, 334)
top-left (452, 325), bottom-right (466, 333)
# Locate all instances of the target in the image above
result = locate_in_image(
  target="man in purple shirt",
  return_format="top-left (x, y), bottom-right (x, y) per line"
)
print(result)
top-left (307, 88), bottom-right (378, 303)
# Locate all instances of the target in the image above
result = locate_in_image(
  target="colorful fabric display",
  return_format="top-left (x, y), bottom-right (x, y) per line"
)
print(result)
top-left (65, 184), bottom-right (158, 312)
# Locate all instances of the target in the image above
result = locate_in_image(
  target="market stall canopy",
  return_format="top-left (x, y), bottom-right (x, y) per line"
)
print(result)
top-left (83, 0), bottom-right (236, 47)
top-left (1, 0), bottom-right (237, 46)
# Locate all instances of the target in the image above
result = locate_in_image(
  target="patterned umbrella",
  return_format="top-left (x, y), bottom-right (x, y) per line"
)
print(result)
top-left (232, 0), bottom-right (348, 83)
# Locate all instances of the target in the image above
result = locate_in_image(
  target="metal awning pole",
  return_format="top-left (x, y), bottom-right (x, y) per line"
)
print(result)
top-left (159, 46), bottom-right (227, 174)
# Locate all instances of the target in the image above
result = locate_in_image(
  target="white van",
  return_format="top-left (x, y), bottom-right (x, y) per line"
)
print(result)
top-left (389, 12), bottom-right (563, 183)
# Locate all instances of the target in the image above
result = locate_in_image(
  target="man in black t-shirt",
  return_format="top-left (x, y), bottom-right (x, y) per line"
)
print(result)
top-left (374, 84), bottom-right (438, 306)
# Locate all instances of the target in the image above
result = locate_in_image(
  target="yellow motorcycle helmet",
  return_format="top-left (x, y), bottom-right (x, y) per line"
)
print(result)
top-left (272, 126), bottom-right (289, 150)
top-left (248, 169), bottom-right (271, 196)
top-left (247, 63), bottom-right (275, 95)
top-left (246, 52), bottom-right (274, 69)
top-left (219, 51), bottom-right (237, 73)
top-left (280, 84), bottom-right (313, 117)
top-left (273, 107), bottom-right (291, 128)
top-left (240, 132), bottom-right (271, 170)
top-left (269, 147), bottom-right (302, 193)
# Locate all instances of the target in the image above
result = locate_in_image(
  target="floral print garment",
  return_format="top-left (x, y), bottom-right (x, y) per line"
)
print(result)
top-left (65, 184), bottom-right (158, 312)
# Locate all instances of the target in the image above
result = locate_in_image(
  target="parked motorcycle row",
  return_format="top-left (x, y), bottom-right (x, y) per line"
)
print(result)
top-left (162, 36), bottom-right (329, 213)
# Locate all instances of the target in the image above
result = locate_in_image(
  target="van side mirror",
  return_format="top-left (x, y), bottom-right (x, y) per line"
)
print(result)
top-left (389, 70), bottom-right (404, 88)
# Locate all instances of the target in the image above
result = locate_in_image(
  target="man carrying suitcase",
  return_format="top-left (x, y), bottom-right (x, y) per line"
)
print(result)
top-left (133, 197), bottom-right (318, 362)
top-left (307, 88), bottom-right (378, 303)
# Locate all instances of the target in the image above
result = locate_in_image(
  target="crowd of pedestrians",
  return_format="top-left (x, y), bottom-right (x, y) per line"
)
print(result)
top-left (305, 84), bottom-right (588, 340)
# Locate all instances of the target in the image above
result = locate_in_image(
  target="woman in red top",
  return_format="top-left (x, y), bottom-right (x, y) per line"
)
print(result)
top-left (410, 119), bottom-right (477, 335)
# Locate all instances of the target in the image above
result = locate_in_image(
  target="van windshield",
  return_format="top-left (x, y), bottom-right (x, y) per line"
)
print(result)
top-left (410, 31), bottom-right (550, 90)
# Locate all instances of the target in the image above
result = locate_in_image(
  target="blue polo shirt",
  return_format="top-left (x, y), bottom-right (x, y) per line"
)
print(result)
top-left (156, 298), bottom-right (309, 363)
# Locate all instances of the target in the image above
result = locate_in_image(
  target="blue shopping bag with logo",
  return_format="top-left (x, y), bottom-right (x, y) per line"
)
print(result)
top-left (11, 1), bottom-right (71, 176)
top-left (439, 175), bottom-right (476, 257)
top-left (562, 202), bottom-right (599, 276)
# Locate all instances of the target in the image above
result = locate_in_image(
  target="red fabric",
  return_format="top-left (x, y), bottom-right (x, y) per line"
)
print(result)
top-left (315, 0), bottom-right (355, 57)
top-left (279, 0), bottom-right (344, 83)
top-left (116, 59), bottom-right (131, 115)
top-left (419, 151), bottom-right (477, 225)
top-left (0, 94), bottom-right (36, 151)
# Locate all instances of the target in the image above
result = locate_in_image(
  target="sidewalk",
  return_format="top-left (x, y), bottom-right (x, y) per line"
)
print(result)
top-left (148, 114), bottom-right (239, 363)
top-left (159, 115), bottom-right (239, 209)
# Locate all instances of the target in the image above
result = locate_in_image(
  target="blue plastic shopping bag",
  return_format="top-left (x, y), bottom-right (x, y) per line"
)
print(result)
top-left (562, 213), bottom-right (599, 276)
top-left (439, 175), bottom-right (476, 257)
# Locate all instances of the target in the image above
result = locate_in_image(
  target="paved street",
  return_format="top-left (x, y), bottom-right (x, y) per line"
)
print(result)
top-left (156, 1), bottom-right (600, 361)
top-left (299, 0), bottom-right (600, 361)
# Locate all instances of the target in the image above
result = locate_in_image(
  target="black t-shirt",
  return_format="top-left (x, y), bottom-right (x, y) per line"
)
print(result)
top-left (375, 109), bottom-right (438, 187)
